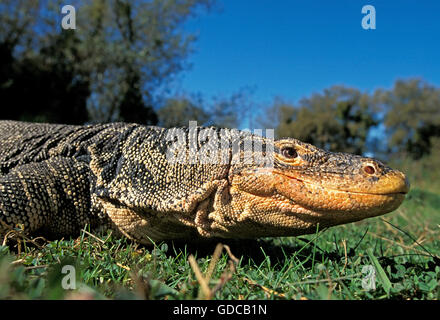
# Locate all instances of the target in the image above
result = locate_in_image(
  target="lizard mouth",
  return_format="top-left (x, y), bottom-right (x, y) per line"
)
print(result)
top-left (273, 171), bottom-right (408, 215)
top-left (275, 171), bottom-right (409, 196)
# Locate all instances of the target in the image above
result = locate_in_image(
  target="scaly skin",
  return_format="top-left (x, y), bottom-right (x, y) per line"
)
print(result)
top-left (209, 138), bottom-right (409, 238)
top-left (0, 121), bottom-right (409, 244)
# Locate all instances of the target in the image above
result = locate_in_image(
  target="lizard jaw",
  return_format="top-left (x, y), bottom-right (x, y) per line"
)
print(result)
top-left (220, 167), bottom-right (408, 238)
top-left (206, 185), bottom-right (406, 239)
top-left (273, 172), bottom-right (407, 220)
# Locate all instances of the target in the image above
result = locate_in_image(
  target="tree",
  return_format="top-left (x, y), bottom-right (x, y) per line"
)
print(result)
top-left (0, 0), bottom-right (213, 124)
top-left (375, 78), bottom-right (440, 159)
top-left (118, 71), bottom-right (158, 124)
top-left (208, 88), bottom-right (252, 129)
top-left (157, 88), bottom-right (252, 129)
top-left (271, 86), bottom-right (377, 155)
top-left (1, 28), bottom-right (90, 124)
top-left (157, 95), bottom-right (209, 127)
top-left (76, 0), bottom-right (213, 124)
top-left (0, 1), bottom-right (89, 124)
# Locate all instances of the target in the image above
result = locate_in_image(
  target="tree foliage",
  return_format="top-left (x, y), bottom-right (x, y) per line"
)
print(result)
top-left (157, 95), bottom-right (209, 127)
top-left (271, 86), bottom-right (377, 155)
top-left (156, 90), bottom-right (245, 129)
top-left (376, 78), bottom-right (440, 159)
top-left (0, 0), bottom-right (212, 124)
top-left (0, 1), bottom-right (89, 123)
top-left (260, 80), bottom-right (440, 159)
top-left (78, 0), bottom-right (212, 123)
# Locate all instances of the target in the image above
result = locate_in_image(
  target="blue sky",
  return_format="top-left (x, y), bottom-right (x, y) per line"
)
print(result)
top-left (175, 0), bottom-right (440, 107)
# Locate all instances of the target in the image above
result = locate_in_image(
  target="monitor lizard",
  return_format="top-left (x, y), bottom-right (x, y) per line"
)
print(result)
top-left (0, 120), bottom-right (409, 244)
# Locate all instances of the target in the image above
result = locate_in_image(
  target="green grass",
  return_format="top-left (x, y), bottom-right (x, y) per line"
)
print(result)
top-left (1, 158), bottom-right (439, 300)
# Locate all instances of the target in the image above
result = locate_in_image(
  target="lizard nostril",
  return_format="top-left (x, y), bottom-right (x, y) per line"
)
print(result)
top-left (364, 165), bottom-right (375, 175)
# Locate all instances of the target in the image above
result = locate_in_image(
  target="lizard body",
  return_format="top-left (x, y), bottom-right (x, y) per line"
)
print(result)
top-left (0, 120), bottom-right (409, 244)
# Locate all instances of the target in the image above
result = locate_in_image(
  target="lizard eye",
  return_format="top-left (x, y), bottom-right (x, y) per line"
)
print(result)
top-left (364, 165), bottom-right (376, 175)
top-left (281, 146), bottom-right (298, 159)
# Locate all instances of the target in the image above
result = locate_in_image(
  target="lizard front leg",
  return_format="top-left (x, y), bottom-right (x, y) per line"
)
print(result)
top-left (0, 157), bottom-right (95, 238)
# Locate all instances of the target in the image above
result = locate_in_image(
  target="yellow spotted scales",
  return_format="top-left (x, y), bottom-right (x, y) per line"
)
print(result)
top-left (0, 120), bottom-right (409, 244)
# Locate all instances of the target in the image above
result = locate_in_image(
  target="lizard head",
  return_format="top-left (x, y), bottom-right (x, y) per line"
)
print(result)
top-left (219, 137), bottom-right (410, 238)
